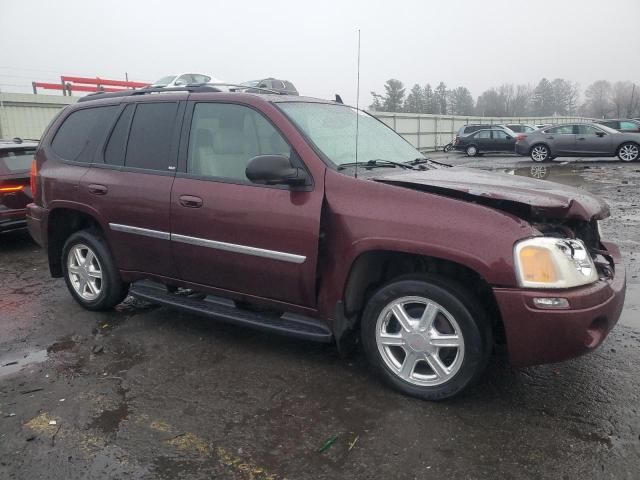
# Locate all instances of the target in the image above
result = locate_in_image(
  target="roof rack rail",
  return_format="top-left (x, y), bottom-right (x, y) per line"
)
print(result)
top-left (211, 83), bottom-right (287, 95)
top-left (77, 85), bottom-right (223, 103)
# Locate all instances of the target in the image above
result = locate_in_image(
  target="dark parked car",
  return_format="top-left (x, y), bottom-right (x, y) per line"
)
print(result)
top-left (515, 123), bottom-right (640, 162)
top-left (454, 127), bottom-right (517, 156)
top-left (595, 119), bottom-right (640, 133)
top-left (1, 138), bottom-right (37, 233)
top-left (239, 78), bottom-right (298, 95)
top-left (497, 123), bottom-right (537, 134)
top-left (27, 87), bottom-right (625, 400)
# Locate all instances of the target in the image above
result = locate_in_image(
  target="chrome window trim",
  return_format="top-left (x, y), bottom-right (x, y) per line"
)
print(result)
top-left (171, 233), bottom-right (306, 264)
top-left (109, 223), bottom-right (170, 240)
top-left (107, 223), bottom-right (306, 264)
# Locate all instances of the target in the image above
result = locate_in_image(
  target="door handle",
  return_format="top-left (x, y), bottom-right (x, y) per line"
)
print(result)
top-left (179, 195), bottom-right (203, 208)
top-left (88, 184), bottom-right (108, 195)
top-left (545, 136), bottom-right (554, 139)
top-left (577, 137), bottom-right (586, 140)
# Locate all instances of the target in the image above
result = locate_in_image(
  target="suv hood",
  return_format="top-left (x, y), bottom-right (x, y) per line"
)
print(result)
top-left (375, 167), bottom-right (609, 221)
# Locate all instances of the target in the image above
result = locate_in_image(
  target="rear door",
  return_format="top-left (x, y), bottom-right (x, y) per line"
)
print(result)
top-left (543, 125), bottom-right (576, 154)
top-left (80, 100), bottom-right (184, 277)
top-left (574, 124), bottom-right (613, 155)
top-left (170, 101), bottom-right (323, 307)
top-left (473, 130), bottom-right (492, 151)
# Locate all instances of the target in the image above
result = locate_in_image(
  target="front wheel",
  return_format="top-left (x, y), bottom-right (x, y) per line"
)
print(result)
top-left (531, 144), bottom-right (550, 162)
top-left (617, 142), bottom-right (639, 162)
top-left (361, 275), bottom-right (492, 400)
top-left (466, 145), bottom-right (478, 157)
top-left (62, 230), bottom-right (129, 311)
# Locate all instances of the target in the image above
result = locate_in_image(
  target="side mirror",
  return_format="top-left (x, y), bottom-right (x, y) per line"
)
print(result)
top-left (596, 131), bottom-right (605, 137)
top-left (505, 135), bottom-right (512, 139)
top-left (246, 155), bottom-right (308, 187)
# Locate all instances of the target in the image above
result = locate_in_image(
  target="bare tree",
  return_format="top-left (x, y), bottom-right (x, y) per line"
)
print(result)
top-left (584, 80), bottom-right (612, 118)
top-left (611, 81), bottom-right (635, 117)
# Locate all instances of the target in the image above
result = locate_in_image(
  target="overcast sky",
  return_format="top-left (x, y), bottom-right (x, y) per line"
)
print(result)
top-left (2, 0), bottom-right (639, 105)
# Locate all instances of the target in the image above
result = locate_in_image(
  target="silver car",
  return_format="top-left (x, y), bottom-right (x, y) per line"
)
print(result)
top-left (515, 123), bottom-right (640, 162)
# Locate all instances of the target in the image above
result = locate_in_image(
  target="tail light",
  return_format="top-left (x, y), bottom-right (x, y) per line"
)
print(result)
top-left (30, 159), bottom-right (38, 198)
top-left (0, 185), bottom-right (24, 194)
top-left (516, 134), bottom-right (527, 142)
top-left (454, 136), bottom-right (459, 145)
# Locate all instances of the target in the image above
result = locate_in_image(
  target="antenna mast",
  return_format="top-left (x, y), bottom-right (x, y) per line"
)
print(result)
top-left (354, 29), bottom-right (361, 179)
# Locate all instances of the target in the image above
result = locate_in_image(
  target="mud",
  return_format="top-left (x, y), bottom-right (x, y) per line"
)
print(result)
top-left (0, 155), bottom-right (639, 479)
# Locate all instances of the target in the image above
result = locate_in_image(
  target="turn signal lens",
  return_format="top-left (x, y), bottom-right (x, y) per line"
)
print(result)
top-left (518, 246), bottom-right (558, 283)
top-left (0, 185), bottom-right (24, 193)
top-left (30, 159), bottom-right (37, 197)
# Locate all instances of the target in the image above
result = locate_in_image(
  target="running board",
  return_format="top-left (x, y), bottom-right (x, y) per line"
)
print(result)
top-left (129, 281), bottom-right (333, 343)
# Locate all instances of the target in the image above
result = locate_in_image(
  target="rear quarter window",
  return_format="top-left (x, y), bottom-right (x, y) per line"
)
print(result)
top-left (51, 106), bottom-right (119, 162)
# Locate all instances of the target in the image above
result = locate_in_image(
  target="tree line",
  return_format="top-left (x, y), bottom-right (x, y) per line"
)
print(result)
top-left (370, 78), bottom-right (640, 119)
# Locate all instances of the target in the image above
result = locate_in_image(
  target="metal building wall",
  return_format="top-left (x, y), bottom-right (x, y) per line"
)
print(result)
top-left (0, 93), bottom-right (77, 140)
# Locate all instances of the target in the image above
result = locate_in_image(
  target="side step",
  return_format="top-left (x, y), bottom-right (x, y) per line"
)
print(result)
top-left (129, 281), bottom-right (333, 343)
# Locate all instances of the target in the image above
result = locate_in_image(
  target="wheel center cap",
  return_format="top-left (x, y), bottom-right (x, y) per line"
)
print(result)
top-left (406, 333), bottom-right (430, 353)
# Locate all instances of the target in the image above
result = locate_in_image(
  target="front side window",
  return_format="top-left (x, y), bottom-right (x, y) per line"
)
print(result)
top-left (51, 106), bottom-right (119, 162)
top-left (547, 125), bottom-right (574, 134)
top-left (279, 102), bottom-right (422, 166)
top-left (493, 130), bottom-right (509, 139)
top-left (125, 103), bottom-right (178, 170)
top-left (575, 125), bottom-right (600, 135)
top-left (187, 103), bottom-right (291, 181)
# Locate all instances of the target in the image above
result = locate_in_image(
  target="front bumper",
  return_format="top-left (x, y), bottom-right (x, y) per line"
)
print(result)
top-left (494, 241), bottom-right (626, 368)
top-left (514, 143), bottom-right (528, 156)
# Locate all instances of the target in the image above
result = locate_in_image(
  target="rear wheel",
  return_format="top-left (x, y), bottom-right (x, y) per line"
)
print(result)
top-left (617, 142), bottom-right (639, 162)
top-left (466, 145), bottom-right (478, 157)
top-left (361, 275), bottom-right (492, 400)
top-left (531, 144), bottom-right (549, 162)
top-left (62, 230), bottom-right (129, 311)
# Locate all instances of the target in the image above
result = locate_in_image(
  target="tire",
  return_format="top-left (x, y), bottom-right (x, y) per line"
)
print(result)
top-left (617, 142), bottom-right (640, 162)
top-left (443, 143), bottom-right (453, 153)
top-left (530, 144), bottom-right (550, 162)
top-left (62, 229), bottom-right (129, 311)
top-left (466, 145), bottom-right (478, 157)
top-left (360, 274), bottom-right (492, 400)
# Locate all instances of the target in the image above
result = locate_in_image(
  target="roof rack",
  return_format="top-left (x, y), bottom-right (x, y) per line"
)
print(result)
top-left (77, 85), bottom-right (223, 102)
top-left (78, 83), bottom-right (291, 103)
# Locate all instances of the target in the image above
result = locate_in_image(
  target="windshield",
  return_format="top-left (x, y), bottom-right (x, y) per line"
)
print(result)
top-left (151, 75), bottom-right (176, 87)
top-left (278, 102), bottom-right (423, 166)
top-left (0, 148), bottom-right (36, 172)
top-left (241, 80), bottom-right (261, 87)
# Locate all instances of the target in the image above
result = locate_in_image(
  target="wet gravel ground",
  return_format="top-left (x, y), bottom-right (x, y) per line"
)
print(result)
top-left (1, 155), bottom-right (639, 480)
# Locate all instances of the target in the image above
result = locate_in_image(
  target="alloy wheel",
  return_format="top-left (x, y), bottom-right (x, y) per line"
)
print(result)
top-left (375, 296), bottom-right (465, 387)
top-left (619, 144), bottom-right (639, 162)
top-left (531, 145), bottom-right (548, 162)
top-left (67, 244), bottom-right (103, 301)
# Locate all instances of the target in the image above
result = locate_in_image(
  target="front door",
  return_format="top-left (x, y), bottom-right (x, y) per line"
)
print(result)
top-left (574, 124), bottom-right (613, 155)
top-left (80, 101), bottom-right (183, 277)
top-left (491, 129), bottom-right (516, 152)
top-left (170, 101), bottom-right (323, 307)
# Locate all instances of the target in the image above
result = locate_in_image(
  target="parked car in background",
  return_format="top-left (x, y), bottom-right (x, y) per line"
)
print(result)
top-left (497, 123), bottom-right (537, 134)
top-left (515, 123), bottom-right (640, 162)
top-left (535, 124), bottom-right (551, 130)
top-left (150, 73), bottom-right (224, 88)
top-left (454, 127), bottom-right (517, 156)
top-left (456, 124), bottom-right (493, 137)
top-left (595, 119), bottom-right (640, 133)
top-left (27, 87), bottom-right (625, 400)
top-left (1, 138), bottom-right (37, 233)
top-left (238, 78), bottom-right (299, 95)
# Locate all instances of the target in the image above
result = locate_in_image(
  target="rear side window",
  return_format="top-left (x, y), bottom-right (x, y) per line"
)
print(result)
top-left (51, 106), bottom-right (119, 162)
top-left (125, 103), bottom-right (178, 170)
top-left (104, 104), bottom-right (135, 166)
top-left (547, 125), bottom-right (573, 134)
top-left (475, 130), bottom-right (491, 139)
top-left (493, 130), bottom-right (509, 139)
top-left (620, 121), bottom-right (638, 130)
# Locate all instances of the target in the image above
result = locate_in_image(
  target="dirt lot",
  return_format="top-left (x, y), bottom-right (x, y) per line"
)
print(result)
top-left (1, 155), bottom-right (639, 480)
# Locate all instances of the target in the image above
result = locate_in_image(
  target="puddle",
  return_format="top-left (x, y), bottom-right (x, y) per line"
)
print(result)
top-left (482, 163), bottom-right (590, 187)
top-left (88, 402), bottom-right (129, 434)
top-left (619, 283), bottom-right (640, 330)
top-left (0, 349), bottom-right (48, 378)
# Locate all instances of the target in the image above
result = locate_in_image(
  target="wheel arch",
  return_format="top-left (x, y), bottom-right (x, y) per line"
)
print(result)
top-left (46, 206), bottom-right (107, 277)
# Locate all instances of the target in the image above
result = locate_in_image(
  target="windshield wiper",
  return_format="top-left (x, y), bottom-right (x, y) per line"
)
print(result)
top-left (338, 159), bottom-right (416, 171)
top-left (407, 157), bottom-right (452, 168)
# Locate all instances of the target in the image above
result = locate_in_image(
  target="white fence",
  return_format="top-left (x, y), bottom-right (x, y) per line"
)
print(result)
top-left (371, 112), bottom-right (590, 151)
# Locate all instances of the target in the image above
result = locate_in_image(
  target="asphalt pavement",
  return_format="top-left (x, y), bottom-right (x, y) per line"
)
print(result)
top-left (1, 154), bottom-right (639, 480)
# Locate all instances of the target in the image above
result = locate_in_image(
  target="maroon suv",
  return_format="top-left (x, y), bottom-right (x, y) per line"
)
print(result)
top-left (27, 86), bottom-right (626, 399)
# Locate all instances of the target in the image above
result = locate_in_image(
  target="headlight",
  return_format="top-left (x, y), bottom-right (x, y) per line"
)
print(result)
top-left (514, 237), bottom-right (598, 288)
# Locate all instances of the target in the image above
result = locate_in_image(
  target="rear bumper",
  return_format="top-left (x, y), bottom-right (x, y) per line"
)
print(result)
top-left (0, 208), bottom-right (27, 233)
top-left (26, 203), bottom-right (46, 247)
top-left (494, 241), bottom-right (626, 368)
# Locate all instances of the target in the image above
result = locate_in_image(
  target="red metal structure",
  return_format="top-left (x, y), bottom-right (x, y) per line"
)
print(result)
top-left (32, 75), bottom-right (149, 95)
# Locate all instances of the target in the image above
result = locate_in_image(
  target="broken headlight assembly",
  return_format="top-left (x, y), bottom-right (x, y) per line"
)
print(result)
top-left (514, 237), bottom-right (598, 289)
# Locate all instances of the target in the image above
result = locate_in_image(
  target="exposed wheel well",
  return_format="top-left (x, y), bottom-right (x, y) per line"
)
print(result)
top-left (47, 208), bottom-right (104, 277)
top-left (343, 250), bottom-right (505, 343)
